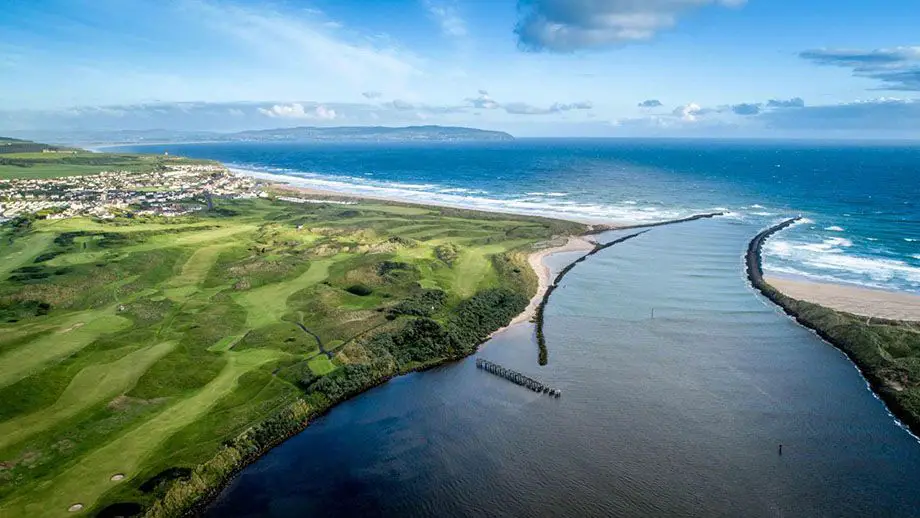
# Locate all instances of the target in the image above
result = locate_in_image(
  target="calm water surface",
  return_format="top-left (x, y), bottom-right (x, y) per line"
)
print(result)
top-left (207, 218), bottom-right (920, 518)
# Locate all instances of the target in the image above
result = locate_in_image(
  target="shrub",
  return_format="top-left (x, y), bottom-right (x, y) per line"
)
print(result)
top-left (345, 284), bottom-right (373, 296)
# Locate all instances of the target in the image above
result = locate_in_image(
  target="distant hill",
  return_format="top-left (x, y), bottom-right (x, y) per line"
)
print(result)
top-left (228, 125), bottom-right (514, 142)
top-left (12, 125), bottom-right (514, 146)
top-left (0, 137), bottom-right (74, 154)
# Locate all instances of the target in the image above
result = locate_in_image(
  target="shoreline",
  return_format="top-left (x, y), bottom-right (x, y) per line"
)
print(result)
top-left (234, 166), bottom-right (662, 226)
top-left (746, 218), bottom-right (920, 439)
top-left (765, 274), bottom-right (920, 321)
top-left (489, 235), bottom-right (597, 338)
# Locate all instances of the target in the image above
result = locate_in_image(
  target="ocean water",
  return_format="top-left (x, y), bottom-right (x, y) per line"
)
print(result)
top-left (206, 218), bottom-right (920, 517)
top-left (114, 139), bottom-right (920, 293)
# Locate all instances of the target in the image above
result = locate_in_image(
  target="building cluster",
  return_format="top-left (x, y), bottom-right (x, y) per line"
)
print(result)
top-left (0, 164), bottom-right (260, 221)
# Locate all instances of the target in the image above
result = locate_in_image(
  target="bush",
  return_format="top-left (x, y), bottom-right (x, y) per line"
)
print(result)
top-left (345, 284), bottom-right (373, 296)
top-left (434, 243), bottom-right (460, 266)
top-left (388, 289), bottom-right (447, 318)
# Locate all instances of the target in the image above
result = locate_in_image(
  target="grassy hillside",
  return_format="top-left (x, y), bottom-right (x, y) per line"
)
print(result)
top-left (0, 195), bottom-right (583, 517)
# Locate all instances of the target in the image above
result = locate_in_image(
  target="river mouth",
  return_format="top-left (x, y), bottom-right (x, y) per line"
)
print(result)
top-left (207, 218), bottom-right (920, 518)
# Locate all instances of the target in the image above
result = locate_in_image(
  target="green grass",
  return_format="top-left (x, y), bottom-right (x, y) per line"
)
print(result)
top-left (0, 341), bottom-right (176, 451)
top-left (0, 309), bottom-right (130, 388)
top-left (0, 233), bottom-right (55, 279)
top-left (0, 151), bottom-right (214, 179)
top-left (235, 258), bottom-right (337, 329)
top-left (0, 349), bottom-right (281, 517)
top-left (307, 355), bottom-right (337, 376)
top-left (0, 194), bottom-right (582, 516)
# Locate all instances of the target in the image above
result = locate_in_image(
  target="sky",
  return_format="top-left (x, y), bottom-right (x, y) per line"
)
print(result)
top-left (1, 0), bottom-right (919, 138)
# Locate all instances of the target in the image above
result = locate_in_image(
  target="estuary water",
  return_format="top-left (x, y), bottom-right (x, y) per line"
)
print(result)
top-left (112, 140), bottom-right (920, 293)
top-left (206, 218), bottom-right (920, 518)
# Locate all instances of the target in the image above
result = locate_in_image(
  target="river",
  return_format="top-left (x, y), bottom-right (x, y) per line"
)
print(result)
top-left (206, 217), bottom-right (920, 517)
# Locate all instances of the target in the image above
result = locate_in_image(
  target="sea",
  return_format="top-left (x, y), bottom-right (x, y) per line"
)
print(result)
top-left (113, 139), bottom-right (920, 293)
top-left (107, 139), bottom-right (920, 516)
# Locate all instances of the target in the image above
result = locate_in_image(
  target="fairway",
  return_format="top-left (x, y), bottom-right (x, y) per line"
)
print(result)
top-left (0, 194), bottom-right (582, 516)
top-left (0, 233), bottom-right (55, 279)
top-left (0, 341), bottom-right (176, 451)
top-left (0, 349), bottom-right (281, 517)
top-left (307, 355), bottom-right (337, 376)
top-left (235, 258), bottom-right (336, 329)
top-left (0, 310), bottom-right (130, 388)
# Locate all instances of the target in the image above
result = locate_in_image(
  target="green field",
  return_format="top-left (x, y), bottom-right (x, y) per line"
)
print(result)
top-left (0, 194), bottom-right (583, 517)
top-left (0, 149), bottom-right (214, 179)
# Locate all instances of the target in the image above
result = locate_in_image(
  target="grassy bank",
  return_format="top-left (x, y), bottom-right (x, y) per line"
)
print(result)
top-left (747, 220), bottom-right (920, 436)
top-left (0, 194), bottom-right (583, 517)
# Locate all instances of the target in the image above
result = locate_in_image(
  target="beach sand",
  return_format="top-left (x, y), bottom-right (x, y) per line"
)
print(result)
top-left (765, 276), bottom-right (920, 321)
top-left (498, 236), bottom-right (597, 332)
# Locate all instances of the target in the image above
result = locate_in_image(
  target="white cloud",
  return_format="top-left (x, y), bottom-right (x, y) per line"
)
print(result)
top-left (515, 0), bottom-right (747, 51)
top-left (258, 103), bottom-right (337, 120)
top-left (424, 0), bottom-right (467, 38)
top-left (674, 102), bottom-right (703, 121)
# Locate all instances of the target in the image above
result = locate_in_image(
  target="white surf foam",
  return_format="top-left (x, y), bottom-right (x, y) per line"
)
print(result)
top-left (825, 226), bottom-right (845, 232)
top-left (765, 236), bottom-right (920, 289)
top-left (231, 166), bottom-right (687, 224)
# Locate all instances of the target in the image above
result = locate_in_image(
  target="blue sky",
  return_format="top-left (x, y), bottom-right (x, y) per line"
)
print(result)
top-left (1, 0), bottom-right (919, 137)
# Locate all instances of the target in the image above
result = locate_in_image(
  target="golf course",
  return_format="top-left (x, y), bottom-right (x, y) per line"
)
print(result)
top-left (0, 191), bottom-right (582, 517)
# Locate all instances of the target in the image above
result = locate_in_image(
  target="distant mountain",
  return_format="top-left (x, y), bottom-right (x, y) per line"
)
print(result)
top-left (13, 125), bottom-right (514, 146)
top-left (229, 125), bottom-right (514, 142)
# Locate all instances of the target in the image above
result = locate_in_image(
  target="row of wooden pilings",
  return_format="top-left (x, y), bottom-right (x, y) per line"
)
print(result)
top-left (476, 358), bottom-right (561, 397)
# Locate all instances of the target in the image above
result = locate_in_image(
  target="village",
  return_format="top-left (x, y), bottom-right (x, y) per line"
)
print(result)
top-left (0, 163), bottom-right (260, 221)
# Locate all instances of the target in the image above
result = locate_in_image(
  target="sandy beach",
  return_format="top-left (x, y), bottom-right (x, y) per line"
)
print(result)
top-left (766, 276), bottom-right (920, 321)
top-left (499, 236), bottom-right (597, 331)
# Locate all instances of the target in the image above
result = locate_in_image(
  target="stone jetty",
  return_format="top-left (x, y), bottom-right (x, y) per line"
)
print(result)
top-left (475, 358), bottom-right (561, 397)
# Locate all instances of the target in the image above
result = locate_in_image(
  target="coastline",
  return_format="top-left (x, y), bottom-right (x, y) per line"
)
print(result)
top-left (491, 235), bottom-right (597, 336)
top-left (747, 218), bottom-right (920, 440)
top-left (765, 275), bottom-right (920, 322)
top-left (233, 167), bottom-right (636, 226)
